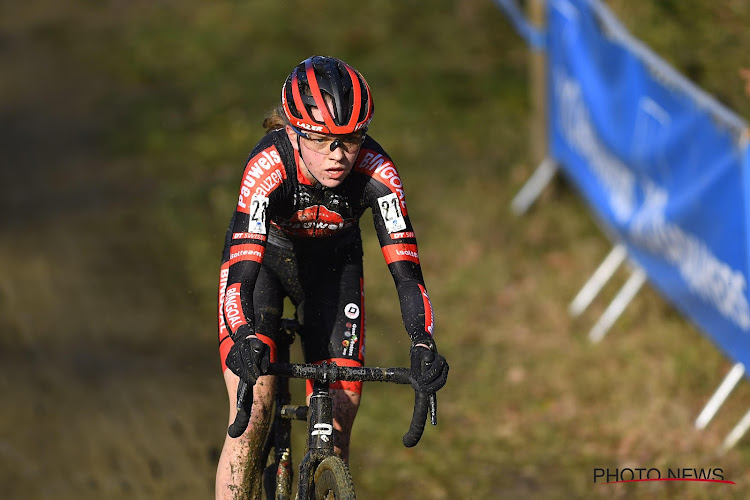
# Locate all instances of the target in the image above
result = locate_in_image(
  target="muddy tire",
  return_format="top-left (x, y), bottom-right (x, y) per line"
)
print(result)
top-left (313, 456), bottom-right (356, 500)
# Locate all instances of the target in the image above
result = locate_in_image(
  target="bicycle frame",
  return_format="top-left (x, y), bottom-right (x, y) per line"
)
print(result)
top-left (261, 323), bottom-right (353, 499)
top-left (296, 380), bottom-right (336, 499)
top-left (230, 319), bottom-right (437, 499)
top-left (260, 325), bottom-right (343, 499)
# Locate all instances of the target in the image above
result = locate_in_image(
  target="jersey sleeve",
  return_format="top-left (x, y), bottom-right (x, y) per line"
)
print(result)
top-left (218, 141), bottom-right (287, 347)
top-left (358, 149), bottom-right (435, 344)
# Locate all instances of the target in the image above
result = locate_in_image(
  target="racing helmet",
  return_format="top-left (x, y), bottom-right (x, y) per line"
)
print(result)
top-left (282, 56), bottom-right (374, 135)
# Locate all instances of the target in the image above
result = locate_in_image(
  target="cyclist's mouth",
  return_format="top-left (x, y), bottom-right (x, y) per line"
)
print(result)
top-left (325, 168), bottom-right (347, 179)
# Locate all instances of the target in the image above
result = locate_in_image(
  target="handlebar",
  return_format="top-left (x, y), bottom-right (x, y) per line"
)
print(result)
top-left (227, 361), bottom-right (438, 447)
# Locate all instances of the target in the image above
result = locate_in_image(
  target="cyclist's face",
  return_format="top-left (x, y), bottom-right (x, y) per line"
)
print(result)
top-left (286, 106), bottom-right (364, 188)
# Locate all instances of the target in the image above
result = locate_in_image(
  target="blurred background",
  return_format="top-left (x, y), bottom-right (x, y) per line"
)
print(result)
top-left (3, 0), bottom-right (750, 498)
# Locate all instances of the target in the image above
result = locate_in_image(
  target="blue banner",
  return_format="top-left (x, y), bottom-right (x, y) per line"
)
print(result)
top-left (545, 0), bottom-right (750, 368)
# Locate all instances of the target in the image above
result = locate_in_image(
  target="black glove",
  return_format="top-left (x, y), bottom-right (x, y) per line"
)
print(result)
top-left (410, 340), bottom-right (449, 393)
top-left (226, 335), bottom-right (271, 384)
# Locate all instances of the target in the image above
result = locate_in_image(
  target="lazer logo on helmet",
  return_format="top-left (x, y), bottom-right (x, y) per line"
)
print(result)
top-left (296, 121), bottom-right (324, 132)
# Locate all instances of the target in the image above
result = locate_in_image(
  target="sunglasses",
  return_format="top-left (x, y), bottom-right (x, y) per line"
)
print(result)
top-left (292, 126), bottom-right (366, 153)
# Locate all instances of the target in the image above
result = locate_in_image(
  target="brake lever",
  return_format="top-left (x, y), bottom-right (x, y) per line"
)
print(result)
top-left (227, 380), bottom-right (251, 438)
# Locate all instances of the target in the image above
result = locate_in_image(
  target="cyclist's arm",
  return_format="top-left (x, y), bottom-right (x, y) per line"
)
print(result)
top-left (363, 161), bottom-right (435, 346)
top-left (221, 214), bottom-right (267, 345)
top-left (220, 142), bottom-right (286, 344)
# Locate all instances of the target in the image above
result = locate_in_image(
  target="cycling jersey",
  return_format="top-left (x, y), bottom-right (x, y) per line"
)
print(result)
top-left (217, 129), bottom-right (435, 376)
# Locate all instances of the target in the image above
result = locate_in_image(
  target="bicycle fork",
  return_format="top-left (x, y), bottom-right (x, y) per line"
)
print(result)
top-left (297, 380), bottom-right (334, 499)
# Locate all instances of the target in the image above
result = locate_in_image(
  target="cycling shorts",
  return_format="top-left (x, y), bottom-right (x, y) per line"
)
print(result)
top-left (219, 236), bottom-right (366, 394)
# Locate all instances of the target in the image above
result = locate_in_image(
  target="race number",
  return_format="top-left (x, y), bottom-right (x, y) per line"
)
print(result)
top-left (378, 193), bottom-right (406, 233)
top-left (249, 194), bottom-right (269, 234)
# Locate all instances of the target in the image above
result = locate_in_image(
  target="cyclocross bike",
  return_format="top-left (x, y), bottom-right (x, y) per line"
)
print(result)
top-left (227, 319), bottom-right (438, 500)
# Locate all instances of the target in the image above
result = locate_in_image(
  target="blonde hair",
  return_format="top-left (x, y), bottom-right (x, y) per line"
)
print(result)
top-left (263, 106), bottom-right (288, 134)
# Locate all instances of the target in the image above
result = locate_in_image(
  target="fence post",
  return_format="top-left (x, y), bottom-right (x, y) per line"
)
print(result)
top-left (694, 363), bottom-right (745, 430)
top-left (511, 157), bottom-right (558, 215)
top-left (511, 0), bottom-right (553, 216)
top-left (588, 267), bottom-right (647, 343)
top-left (569, 244), bottom-right (628, 317)
top-left (722, 406), bottom-right (750, 452)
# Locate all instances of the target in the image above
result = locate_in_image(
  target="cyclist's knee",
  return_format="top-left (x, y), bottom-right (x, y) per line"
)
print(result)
top-left (331, 389), bottom-right (359, 463)
top-left (331, 389), bottom-right (360, 431)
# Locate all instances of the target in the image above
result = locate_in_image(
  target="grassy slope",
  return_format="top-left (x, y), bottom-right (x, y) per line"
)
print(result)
top-left (3, 0), bottom-right (750, 498)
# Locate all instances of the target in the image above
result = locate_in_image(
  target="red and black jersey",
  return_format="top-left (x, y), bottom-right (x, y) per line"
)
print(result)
top-left (218, 129), bottom-right (434, 350)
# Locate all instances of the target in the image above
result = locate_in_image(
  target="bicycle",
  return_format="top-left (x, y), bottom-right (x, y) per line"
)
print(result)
top-left (227, 319), bottom-right (438, 500)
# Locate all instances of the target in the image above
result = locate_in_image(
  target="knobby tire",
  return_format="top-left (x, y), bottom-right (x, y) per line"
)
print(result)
top-left (313, 456), bottom-right (356, 500)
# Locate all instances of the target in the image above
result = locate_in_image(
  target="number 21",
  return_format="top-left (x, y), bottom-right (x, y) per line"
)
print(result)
top-left (381, 198), bottom-right (400, 221)
top-left (251, 198), bottom-right (267, 224)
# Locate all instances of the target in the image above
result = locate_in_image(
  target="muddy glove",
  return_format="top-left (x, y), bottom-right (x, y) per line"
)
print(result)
top-left (409, 339), bottom-right (449, 393)
top-left (226, 335), bottom-right (271, 385)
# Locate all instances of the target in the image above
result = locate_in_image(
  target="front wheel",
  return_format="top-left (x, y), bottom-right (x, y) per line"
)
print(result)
top-left (313, 456), bottom-right (356, 500)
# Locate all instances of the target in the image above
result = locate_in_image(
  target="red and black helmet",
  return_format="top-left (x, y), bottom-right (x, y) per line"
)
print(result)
top-left (282, 56), bottom-right (374, 135)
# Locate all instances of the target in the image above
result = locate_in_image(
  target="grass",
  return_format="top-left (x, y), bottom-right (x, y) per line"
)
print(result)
top-left (3, 0), bottom-right (750, 499)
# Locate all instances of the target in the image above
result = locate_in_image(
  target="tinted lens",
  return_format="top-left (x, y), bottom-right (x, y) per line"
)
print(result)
top-left (301, 136), bottom-right (334, 153)
top-left (302, 133), bottom-right (364, 153)
top-left (341, 134), bottom-right (366, 148)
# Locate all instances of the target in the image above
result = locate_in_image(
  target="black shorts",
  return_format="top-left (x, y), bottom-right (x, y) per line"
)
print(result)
top-left (253, 236), bottom-right (366, 367)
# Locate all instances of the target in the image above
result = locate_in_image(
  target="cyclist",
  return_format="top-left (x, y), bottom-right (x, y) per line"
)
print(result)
top-left (215, 55), bottom-right (449, 499)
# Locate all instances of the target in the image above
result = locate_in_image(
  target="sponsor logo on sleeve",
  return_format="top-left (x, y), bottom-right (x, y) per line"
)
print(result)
top-left (218, 266), bottom-right (229, 340)
top-left (355, 149), bottom-right (408, 215)
top-left (390, 231), bottom-right (416, 240)
top-left (237, 146), bottom-right (286, 212)
top-left (418, 284), bottom-right (434, 336)
top-left (223, 283), bottom-right (247, 333)
top-left (381, 243), bottom-right (420, 265)
top-left (232, 232), bottom-right (267, 241)
top-left (228, 244), bottom-right (265, 265)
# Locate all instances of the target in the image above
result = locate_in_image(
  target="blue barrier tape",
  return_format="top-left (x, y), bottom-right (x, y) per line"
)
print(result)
top-left (546, 0), bottom-right (750, 372)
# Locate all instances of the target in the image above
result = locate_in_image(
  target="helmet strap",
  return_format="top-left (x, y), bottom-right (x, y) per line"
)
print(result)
top-left (296, 134), bottom-right (324, 187)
